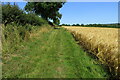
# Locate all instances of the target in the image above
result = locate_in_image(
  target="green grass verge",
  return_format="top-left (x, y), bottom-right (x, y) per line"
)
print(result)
top-left (2, 27), bottom-right (110, 78)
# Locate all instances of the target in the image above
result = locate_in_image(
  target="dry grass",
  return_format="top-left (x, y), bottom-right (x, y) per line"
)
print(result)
top-left (30, 27), bottom-right (50, 38)
top-left (63, 26), bottom-right (119, 77)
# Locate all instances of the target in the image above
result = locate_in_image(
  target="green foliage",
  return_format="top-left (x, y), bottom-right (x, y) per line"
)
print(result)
top-left (25, 2), bottom-right (65, 25)
top-left (82, 23), bottom-right (120, 28)
top-left (2, 3), bottom-right (48, 26)
top-left (2, 3), bottom-right (23, 26)
top-left (2, 23), bottom-right (40, 54)
top-left (61, 24), bottom-right (71, 26)
top-left (21, 13), bottom-right (48, 26)
top-left (72, 24), bottom-right (80, 26)
top-left (81, 24), bottom-right (84, 26)
top-left (61, 23), bottom-right (120, 28)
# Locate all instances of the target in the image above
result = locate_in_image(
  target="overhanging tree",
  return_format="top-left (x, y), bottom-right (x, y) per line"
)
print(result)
top-left (25, 2), bottom-right (65, 25)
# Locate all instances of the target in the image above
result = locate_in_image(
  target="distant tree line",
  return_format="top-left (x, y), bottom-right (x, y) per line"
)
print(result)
top-left (84, 24), bottom-right (120, 28)
top-left (60, 24), bottom-right (81, 26)
top-left (60, 23), bottom-right (120, 28)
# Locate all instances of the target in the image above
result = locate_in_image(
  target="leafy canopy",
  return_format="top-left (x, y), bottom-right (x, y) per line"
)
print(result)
top-left (25, 2), bottom-right (65, 25)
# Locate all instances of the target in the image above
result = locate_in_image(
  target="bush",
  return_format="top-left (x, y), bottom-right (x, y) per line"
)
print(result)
top-left (23, 13), bottom-right (48, 26)
top-left (2, 23), bottom-right (41, 54)
top-left (2, 3), bottom-right (23, 26)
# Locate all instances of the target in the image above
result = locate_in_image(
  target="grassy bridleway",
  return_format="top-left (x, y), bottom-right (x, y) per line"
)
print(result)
top-left (3, 27), bottom-right (109, 78)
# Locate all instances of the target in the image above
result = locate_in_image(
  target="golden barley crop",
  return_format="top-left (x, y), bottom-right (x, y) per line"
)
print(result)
top-left (63, 26), bottom-right (119, 77)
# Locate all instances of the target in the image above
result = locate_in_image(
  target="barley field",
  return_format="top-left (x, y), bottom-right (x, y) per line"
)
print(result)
top-left (63, 26), bottom-right (119, 77)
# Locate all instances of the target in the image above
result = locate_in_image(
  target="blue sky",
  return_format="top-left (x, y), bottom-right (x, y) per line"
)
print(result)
top-left (59, 2), bottom-right (118, 24)
top-left (10, 2), bottom-right (118, 24)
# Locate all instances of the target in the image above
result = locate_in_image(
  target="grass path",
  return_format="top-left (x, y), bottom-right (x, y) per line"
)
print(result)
top-left (3, 27), bottom-right (109, 78)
